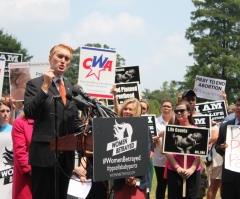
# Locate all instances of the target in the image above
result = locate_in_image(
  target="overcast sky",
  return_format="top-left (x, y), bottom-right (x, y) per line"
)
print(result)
top-left (0, 0), bottom-right (196, 91)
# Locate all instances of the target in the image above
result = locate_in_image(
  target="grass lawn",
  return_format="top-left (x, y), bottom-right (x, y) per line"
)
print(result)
top-left (150, 170), bottom-right (221, 199)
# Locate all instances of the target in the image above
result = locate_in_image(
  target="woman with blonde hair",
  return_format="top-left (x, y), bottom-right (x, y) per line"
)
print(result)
top-left (114, 98), bottom-right (152, 199)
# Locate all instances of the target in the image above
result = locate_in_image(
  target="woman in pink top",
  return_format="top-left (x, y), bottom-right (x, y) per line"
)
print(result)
top-left (12, 112), bottom-right (33, 199)
top-left (165, 100), bottom-right (200, 199)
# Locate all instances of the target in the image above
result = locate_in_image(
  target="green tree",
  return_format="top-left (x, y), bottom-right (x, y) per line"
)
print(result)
top-left (0, 29), bottom-right (33, 93)
top-left (64, 43), bottom-right (126, 85)
top-left (142, 81), bottom-right (181, 115)
top-left (182, 0), bottom-right (240, 103)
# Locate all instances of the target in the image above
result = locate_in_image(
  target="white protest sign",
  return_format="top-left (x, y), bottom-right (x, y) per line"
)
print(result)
top-left (225, 125), bottom-right (240, 173)
top-left (9, 62), bottom-right (50, 101)
top-left (78, 46), bottom-right (116, 99)
top-left (0, 58), bottom-right (5, 97)
top-left (0, 132), bottom-right (13, 199)
top-left (194, 75), bottom-right (226, 100)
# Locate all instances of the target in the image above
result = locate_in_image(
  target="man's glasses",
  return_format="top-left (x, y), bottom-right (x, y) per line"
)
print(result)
top-left (0, 109), bottom-right (10, 113)
top-left (174, 109), bottom-right (186, 114)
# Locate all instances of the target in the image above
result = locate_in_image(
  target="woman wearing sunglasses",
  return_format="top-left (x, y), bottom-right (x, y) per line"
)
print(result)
top-left (166, 100), bottom-right (201, 199)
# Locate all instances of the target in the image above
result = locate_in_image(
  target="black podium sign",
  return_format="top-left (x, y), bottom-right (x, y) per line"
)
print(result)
top-left (163, 125), bottom-right (209, 156)
top-left (93, 117), bottom-right (148, 181)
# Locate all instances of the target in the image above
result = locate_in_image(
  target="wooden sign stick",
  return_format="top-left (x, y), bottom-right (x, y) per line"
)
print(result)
top-left (182, 155), bottom-right (187, 197)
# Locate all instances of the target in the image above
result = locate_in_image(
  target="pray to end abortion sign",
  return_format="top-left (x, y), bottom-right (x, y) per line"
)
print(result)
top-left (194, 75), bottom-right (226, 101)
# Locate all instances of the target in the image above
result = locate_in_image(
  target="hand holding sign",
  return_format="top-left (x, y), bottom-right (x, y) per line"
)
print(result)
top-left (220, 141), bottom-right (228, 151)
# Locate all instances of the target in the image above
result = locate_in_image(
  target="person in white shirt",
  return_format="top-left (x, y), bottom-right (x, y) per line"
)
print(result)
top-left (153, 99), bottom-right (174, 199)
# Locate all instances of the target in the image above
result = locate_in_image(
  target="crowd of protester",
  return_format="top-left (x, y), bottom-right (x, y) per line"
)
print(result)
top-left (2, 43), bottom-right (238, 199)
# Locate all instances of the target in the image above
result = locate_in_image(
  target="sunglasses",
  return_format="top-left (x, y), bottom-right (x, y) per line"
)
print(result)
top-left (0, 109), bottom-right (10, 113)
top-left (174, 109), bottom-right (186, 114)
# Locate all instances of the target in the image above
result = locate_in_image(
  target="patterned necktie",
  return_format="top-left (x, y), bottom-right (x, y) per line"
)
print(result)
top-left (57, 79), bottom-right (66, 105)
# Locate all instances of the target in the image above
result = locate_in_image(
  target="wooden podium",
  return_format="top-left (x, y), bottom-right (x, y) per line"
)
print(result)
top-left (50, 133), bottom-right (93, 151)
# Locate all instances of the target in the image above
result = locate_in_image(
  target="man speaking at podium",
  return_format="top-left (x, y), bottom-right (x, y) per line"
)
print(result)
top-left (24, 44), bottom-right (82, 199)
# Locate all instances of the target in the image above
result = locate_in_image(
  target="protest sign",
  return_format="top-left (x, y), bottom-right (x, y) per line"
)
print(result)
top-left (163, 125), bottom-right (209, 156)
top-left (78, 46), bottom-right (116, 99)
top-left (194, 75), bottom-right (226, 100)
top-left (106, 99), bottom-right (114, 106)
top-left (195, 100), bottom-right (227, 123)
top-left (0, 52), bottom-right (22, 77)
top-left (93, 117), bottom-right (148, 181)
top-left (0, 132), bottom-right (13, 199)
top-left (193, 115), bottom-right (211, 137)
top-left (225, 125), bottom-right (240, 173)
top-left (193, 115), bottom-right (211, 129)
top-left (0, 58), bottom-right (5, 97)
top-left (115, 66), bottom-right (140, 84)
top-left (115, 82), bottom-right (140, 105)
top-left (141, 114), bottom-right (157, 137)
top-left (9, 62), bottom-right (50, 101)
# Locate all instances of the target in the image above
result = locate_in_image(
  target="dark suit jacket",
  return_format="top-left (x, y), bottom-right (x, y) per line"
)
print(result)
top-left (215, 118), bottom-right (238, 183)
top-left (24, 76), bottom-right (81, 170)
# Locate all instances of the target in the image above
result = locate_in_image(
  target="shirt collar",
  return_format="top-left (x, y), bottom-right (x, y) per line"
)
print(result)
top-left (53, 76), bottom-right (64, 83)
top-left (158, 115), bottom-right (168, 125)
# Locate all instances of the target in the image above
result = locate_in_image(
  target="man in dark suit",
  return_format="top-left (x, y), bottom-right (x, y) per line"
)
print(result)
top-left (24, 44), bottom-right (82, 199)
top-left (215, 96), bottom-right (240, 199)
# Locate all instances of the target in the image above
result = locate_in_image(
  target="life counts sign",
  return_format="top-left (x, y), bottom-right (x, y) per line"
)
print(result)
top-left (163, 125), bottom-right (209, 156)
top-left (93, 117), bottom-right (148, 181)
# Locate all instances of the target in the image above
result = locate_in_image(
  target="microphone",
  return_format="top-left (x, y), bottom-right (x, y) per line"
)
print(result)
top-left (66, 92), bottom-right (90, 107)
top-left (73, 84), bottom-right (92, 101)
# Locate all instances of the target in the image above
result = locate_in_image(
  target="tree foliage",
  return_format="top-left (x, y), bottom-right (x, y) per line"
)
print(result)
top-left (142, 81), bottom-right (182, 117)
top-left (0, 29), bottom-right (33, 93)
top-left (181, 0), bottom-right (240, 103)
top-left (64, 43), bottom-right (126, 85)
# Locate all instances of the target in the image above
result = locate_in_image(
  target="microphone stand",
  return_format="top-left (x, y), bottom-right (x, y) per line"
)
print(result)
top-left (53, 95), bottom-right (62, 199)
